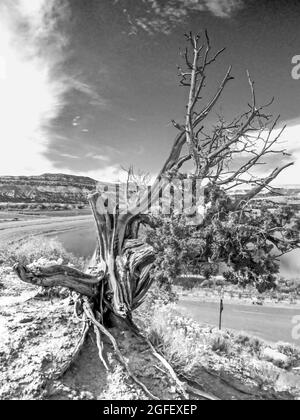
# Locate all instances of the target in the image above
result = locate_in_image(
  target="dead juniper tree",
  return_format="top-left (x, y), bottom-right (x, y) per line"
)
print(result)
top-left (14, 32), bottom-right (294, 396)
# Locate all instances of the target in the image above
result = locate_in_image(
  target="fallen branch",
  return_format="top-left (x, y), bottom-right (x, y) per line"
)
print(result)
top-left (14, 263), bottom-right (101, 298)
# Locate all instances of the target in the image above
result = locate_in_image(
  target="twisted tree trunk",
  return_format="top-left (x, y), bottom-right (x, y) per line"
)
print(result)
top-left (88, 192), bottom-right (156, 318)
top-left (13, 187), bottom-right (193, 400)
top-left (14, 190), bottom-right (156, 324)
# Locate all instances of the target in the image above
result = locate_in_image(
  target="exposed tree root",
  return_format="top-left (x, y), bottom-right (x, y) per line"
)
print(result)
top-left (93, 324), bottom-right (109, 372)
top-left (55, 297), bottom-right (194, 400)
top-left (126, 319), bottom-right (221, 401)
top-left (126, 318), bottom-right (190, 399)
top-left (47, 302), bottom-right (268, 401)
top-left (185, 384), bottom-right (221, 401)
top-left (196, 367), bottom-right (272, 399)
top-left (82, 299), bottom-right (159, 400)
top-left (178, 373), bottom-right (222, 401)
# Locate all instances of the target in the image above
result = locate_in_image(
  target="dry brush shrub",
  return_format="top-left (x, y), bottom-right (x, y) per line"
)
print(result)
top-left (134, 282), bottom-right (178, 333)
top-left (274, 342), bottom-right (300, 369)
top-left (100, 362), bottom-right (145, 401)
top-left (210, 333), bottom-right (232, 355)
top-left (0, 236), bottom-right (84, 270)
top-left (142, 305), bottom-right (300, 394)
top-left (234, 333), bottom-right (264, 356)
top-left (0, 237), bottom-right (85, 299)
top-left (144, 305), bottom-right (212, 374)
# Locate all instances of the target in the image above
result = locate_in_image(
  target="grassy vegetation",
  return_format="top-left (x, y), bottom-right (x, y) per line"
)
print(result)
top-left (0, 236), bottom-right (85, 269)
top-left (0, 203), bottom-right (87, 211)
top-left (0, 205), bottom-right (91, 223)
top-left (175, 274), bottom-right (300, 305)
top-left (101, 363), bottom-right (145, 400)
top-left (135, 289), bottom-right (300, 398)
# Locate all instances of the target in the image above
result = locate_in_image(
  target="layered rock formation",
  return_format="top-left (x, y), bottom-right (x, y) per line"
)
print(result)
top-left (0, 174), bottom-right (98, 204)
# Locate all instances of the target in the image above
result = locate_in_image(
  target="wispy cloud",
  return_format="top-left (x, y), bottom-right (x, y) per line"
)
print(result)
top-left (201, 0), bottom-right (244, 18)
top-left (83, 165), bottom-right (128, 183)
top-left (120, 0), bottom-right (244, 35)
top-left (0, 0), bottom-right (71, 175)
top-left (0, 0), bottom-right (109, 177)
top-left (68, 78), bottom-right (110, 109)
top-left (85, 152), bottom-right (110, 162)
top-left (276, 122), bottom-right (300, 185)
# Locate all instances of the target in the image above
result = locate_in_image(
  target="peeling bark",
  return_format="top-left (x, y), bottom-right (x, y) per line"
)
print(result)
top-left (14, 264), bottom-right (101, 298)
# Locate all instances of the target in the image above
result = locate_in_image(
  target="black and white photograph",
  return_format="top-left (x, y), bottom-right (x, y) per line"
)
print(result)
top-left (0, 0), bottom-right (300, 403)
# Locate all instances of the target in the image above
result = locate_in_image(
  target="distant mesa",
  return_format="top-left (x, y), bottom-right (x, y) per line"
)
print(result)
top-left (0, 173), bottom-right (300, 210)
top-left (0, 173), bottom-right (100, 207)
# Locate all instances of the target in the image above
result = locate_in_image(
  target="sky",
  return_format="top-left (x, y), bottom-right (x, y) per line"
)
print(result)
top-left (0, 0), bottom-right (300, 184)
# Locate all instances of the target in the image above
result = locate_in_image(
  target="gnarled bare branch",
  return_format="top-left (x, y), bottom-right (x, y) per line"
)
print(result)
top-left (14, 264), bottom-right (101, 298)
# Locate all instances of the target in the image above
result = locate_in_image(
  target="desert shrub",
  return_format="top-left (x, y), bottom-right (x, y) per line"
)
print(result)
top-left (275, 342), bottom-right (300, 369)
top-left (276, 294), bottom-right (285, 302)
top-left (248, 337), bottom-right (264, 355)
top-left (139, 305), bottom-right (300, 396)
top-left (174, 276), bottom-right (204, 290)
top-left (251, 360), bottom-right (280, 389)
top-left (214, 277), bottom-right (225, 287)
top-left (76, 204), bottom-right (85, 210)
top-left (145, 306), bottom-right (236, 373)
top-left (201, 279), bottom-right (214, 288)
top-left (146, 306), bottom-right (205, 372)
top-left (100, 362), bottom-right (145, 400)
top-left (235, 333), bottom-right (251, 347)
top-left (235, 333), bottom-right (264, 356)
top-left (0, 236), bottom-right (84, 269)
top-left (210, 333), bottom-right (232, 355)
top-left (135, 283), bottom-right (178, 331)
top-left (13, 203), bottom-right (27, 210)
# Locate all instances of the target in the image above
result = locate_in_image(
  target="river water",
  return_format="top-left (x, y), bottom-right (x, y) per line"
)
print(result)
top-left (53, 224), bottom-right (300, 280)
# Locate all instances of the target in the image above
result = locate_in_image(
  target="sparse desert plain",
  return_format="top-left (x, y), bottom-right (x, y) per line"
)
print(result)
top-left (0, 211), bottom-right (93, 247)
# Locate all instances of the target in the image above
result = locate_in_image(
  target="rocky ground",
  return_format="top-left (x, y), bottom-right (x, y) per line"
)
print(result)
top-left (0, 271), bottom-right (88, 400)
top-left (1, 270), bottom-right (300, 400)
top-left (0, 271), bottom-right (186, 400)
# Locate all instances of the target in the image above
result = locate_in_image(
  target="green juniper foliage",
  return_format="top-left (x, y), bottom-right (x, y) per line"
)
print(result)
top-left (146, 184), bottom-right (300, 293)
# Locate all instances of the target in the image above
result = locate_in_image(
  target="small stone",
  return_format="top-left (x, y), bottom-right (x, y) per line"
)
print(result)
top-left (19, 317), bottom-right (34, 324)
top-left (262, 348), bottom-right (289, 366)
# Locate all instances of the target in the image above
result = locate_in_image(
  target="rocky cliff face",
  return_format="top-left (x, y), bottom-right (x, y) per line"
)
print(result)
top-left (0, 174), bottom-right (99, 204)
